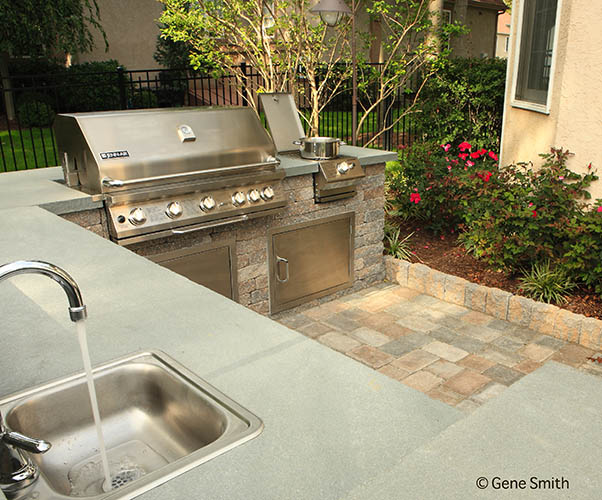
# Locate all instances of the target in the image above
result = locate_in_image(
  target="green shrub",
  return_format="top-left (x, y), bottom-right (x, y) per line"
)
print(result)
top-left (518, 261), bottom-right (576, 304)
top-left (388, 140), bottom-right (500, 234)
top-left (460, 148), bottom-right (597, 271)
top-left (415, 57), bottom-right (507, 150)
top-left (129, 89), bottom-right (159, 109)
top-left (17, 99), bottom-right (55, 127)
top-left (386, 142), bottom-right (602, 297)
top-left (561, 203), bottom-right (602, 296)
top-left (384, 227), bottom-right (415, 261)
top-left (61, 60), bottom-right (123, 112)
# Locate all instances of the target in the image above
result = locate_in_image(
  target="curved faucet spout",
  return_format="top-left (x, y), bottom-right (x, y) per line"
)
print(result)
top-left (0, 260), bottom-right (87, 322)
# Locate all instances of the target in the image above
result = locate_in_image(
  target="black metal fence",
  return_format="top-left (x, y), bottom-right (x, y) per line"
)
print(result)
top-left (0, 64), bottom-right (417, 172)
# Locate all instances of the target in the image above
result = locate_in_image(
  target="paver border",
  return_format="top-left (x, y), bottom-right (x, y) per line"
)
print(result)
top-left (385, 256), bottom-right (602, 351)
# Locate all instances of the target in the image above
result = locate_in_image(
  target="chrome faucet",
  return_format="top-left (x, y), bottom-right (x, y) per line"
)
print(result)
top-left (0, 260), bottom-right (88, 493)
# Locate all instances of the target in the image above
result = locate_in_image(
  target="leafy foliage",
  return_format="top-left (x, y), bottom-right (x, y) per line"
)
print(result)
top-left (415, 58), bottom-right (507, 150)
top-left (388, 142), bottom-right (602, 298)
top-left (518, 261), bottom-right (576, 305)
top-left (61, 60), bottom-right (123, 112)
top-left (17, 99), bottom-right (55, 127)
top-left (385, 227), bottom-right (415, 261)
top-left (0, 0), bottom-right (106, 57)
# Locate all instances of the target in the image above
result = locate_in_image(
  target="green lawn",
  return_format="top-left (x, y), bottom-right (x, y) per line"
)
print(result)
top-left (0, 128), bottom-right (57, 172)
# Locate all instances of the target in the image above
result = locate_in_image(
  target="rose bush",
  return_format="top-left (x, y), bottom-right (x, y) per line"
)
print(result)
top-left (386, 143), bottom-right (602, 297)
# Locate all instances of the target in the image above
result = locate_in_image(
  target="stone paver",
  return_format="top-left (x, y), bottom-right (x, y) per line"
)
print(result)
top-left (321, 313), bottom-right (362, 333)
top-left (358, 312), bottom-right (412, 338)
top-left (519, 343), bottom-right (556, 362)
top-left (470, 382), bottom-right (507, 404)
top-left (296, 322), bottom-right (333, 338)
top-left (349, 327), bottom-right (391, 347)
top-left (426, 386), bottom-right (465, 406)
top-left (457, 354), bottom-right (496, 373)
top-left (462, 311), bottom-right (492, 326)
top-left (422, 341), bottom-right (469, 362)
top-left (395, 315), bottom-right (439, 333)
top-left (317, 332), bottom-right (361, 353)
top-left (278, 284), bottom-right (602, 411)
top-left (443, 370), bottom-right (491, 397)
top-left (424, 359), bottom-right (464, 380)
top-left (392, 349), bottom-right (439, 373)
top-left (347, 345), bottom-right (394, 369)
top-left (380, 333), bottom-right (433, 356)
top-left (491, 335), bottom-right (526, 353)
top-left (514, 359), bottom-right (543, 374)
top-left (402, 370), bottom-right (444, 392)
top-left (378, 364), bottom-right (411, 381)
top-left (483, 364), bottom-right (525, 386)
top-left (551, 344), bottom-right (595, 367)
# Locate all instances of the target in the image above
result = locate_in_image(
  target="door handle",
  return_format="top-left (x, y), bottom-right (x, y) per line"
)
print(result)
top-left (275, 255), bottom-right (289, 283)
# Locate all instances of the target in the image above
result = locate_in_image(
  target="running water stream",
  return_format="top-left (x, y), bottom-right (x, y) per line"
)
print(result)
top-left (76, 320), bottom-right (112, 492)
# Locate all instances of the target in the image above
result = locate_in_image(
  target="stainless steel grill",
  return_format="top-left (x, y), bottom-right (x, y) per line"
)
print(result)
top-left (54, 107), bottom-right (287, 245)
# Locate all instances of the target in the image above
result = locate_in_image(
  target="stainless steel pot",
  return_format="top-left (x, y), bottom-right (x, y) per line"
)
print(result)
top-left (293, 137), bottom-right (344, 160)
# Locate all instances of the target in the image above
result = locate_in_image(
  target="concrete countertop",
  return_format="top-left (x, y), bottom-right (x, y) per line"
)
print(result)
top-left (0, 206), bottom-right (460, 500)
top-left (277, 145), bottom-right (398, 176)
top-left (0, 146), bottom-right (397, 215)
top-left (0, 167), bottom-right (103, 214)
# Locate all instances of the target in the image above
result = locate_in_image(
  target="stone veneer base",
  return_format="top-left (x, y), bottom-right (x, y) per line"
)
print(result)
top-left (62, 164), bottom-right (386, 315)
top-left (385, 256), bottom-right (602, 351)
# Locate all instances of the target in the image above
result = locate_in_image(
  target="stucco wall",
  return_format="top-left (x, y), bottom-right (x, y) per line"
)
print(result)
top-left (74, 0), bottom-right (164, 70)
top-left (463, 7), bottom-right (498, 58)
top-left (501, 0), bottom-right (602, 200)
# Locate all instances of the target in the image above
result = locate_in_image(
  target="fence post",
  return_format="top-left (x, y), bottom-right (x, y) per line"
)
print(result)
top-left (240, 62), bottom-right (248, 106)
top-left (117, 66), bottom-right (127, 110)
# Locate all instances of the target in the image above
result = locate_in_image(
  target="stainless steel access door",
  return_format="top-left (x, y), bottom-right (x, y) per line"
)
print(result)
top-left (268, 212), bottom-right (354, 314)
top-left (148, 241), bottom-right (238, 301)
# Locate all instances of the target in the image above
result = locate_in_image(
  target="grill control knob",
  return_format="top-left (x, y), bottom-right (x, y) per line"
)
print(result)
top-left (248, 188), bottom-right (261, 203)
top-left (337, 161), bottom-right (351, 174)
top-left (261, 186), bottom-right (275, 201)
top-left (200, 196), bottom-right (216, 212)
top-left (165, 201), bottom-right (183, 219)
top-left (128, 208), bottom-right (147, 226)
top-left (232, 191), bottom-right (246, 207)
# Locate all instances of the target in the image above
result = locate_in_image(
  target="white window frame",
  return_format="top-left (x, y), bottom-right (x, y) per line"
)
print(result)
top-left (510, 0), bottom-right (563, 114)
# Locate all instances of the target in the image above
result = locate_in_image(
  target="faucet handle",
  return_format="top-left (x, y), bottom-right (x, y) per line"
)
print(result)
top-left (2, 431), bottom-right (51, 454)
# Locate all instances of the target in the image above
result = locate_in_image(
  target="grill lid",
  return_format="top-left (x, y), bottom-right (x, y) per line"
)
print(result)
top-left (54, 107), bottom-right (278, 193)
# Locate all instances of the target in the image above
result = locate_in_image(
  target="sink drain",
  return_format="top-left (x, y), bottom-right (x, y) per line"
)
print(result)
top-left (103, 469), bottom-right (143, 491)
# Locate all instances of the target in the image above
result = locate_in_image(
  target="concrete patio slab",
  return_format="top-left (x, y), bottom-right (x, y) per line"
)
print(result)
top-left (346, 362), bottom-right (602, 499)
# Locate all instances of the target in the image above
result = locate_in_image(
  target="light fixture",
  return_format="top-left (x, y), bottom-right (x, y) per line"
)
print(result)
top-left (310, 0), bottom-right (351, 27)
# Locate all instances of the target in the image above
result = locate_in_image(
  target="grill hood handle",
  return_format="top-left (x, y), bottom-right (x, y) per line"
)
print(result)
top-left (101, 158), bottom-right (280, 189)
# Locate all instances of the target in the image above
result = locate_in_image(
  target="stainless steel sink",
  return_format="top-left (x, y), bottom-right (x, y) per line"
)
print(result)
top-left (0, 351), bottom-right (263, 499)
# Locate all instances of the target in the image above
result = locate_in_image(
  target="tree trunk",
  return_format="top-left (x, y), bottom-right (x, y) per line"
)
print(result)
top-left (427, 0), bottom-right (445, 56)
top-left (0, 52), bottom-right (15, 122)
top-left (452, 0), bottom-right (469, 56)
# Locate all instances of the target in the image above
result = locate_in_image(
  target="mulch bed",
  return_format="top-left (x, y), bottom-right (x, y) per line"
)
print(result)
top-left (393, 220), bottom-right (602, 321)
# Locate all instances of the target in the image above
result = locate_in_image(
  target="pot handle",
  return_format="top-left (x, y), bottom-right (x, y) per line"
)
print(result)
top-left (292, 140), bottom-right (302, 145)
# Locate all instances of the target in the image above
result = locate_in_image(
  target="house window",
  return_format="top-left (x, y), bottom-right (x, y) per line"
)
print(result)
top-left (514, 0), bottom-right (559, 108)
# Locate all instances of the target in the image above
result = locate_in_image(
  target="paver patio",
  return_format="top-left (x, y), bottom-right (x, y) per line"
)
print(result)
top-left (275, 283), bottom-right (602, 412)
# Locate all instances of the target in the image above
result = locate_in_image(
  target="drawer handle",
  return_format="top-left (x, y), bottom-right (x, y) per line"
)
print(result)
top-left (275, 256), bottom-right (289, 283)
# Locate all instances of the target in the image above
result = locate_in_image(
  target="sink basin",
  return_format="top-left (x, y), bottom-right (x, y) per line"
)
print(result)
top-left (0, 351), bottom-right (263, 499)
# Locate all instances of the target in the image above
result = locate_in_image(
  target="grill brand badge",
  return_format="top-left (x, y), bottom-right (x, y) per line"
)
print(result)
top-left (100, 150), bottom-right (129, 160)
